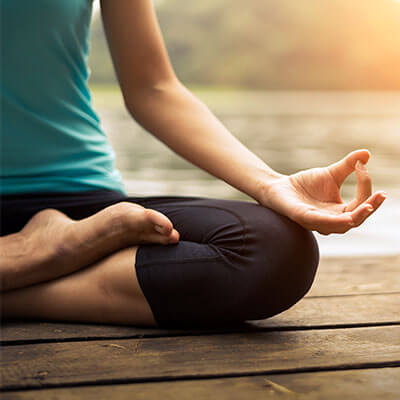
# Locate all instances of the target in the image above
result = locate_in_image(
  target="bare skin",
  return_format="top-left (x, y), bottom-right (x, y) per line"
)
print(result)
top-left (0, 151), bottom-right (385, 327)
top-left (1, 245), bottom-right (158, 327)
top-left (0, 202), bottom-right (179, 292)
top-left (99, 1), bottom-right (387, 234)
top-left (259, 149), bottom-right (387, 235)
top-left (1, 202), bottom-right (182, 327)
top-left (0, 0), bottom-right (387, 326)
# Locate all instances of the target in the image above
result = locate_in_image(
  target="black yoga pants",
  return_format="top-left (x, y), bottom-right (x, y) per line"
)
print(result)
top-left (1, 189), bottom-right (320, 328)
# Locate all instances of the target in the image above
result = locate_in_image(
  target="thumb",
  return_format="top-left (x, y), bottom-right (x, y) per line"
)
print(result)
top-left (328, 149), bottom-right (371, 187)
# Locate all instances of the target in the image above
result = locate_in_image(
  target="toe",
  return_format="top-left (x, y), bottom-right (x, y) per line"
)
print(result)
top-left (144, 209), bottom-right (174, 235)
top-left (167, 228), bottom-right (180, 243)
top-left (141, 228), bottom-right (180, 245)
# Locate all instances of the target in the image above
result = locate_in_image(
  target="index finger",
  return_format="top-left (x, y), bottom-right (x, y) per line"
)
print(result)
top-left (301, 209), bottom-right (356, 235)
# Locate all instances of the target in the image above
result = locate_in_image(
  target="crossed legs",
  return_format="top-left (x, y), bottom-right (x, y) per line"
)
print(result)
top-left (1, 195), bottom-right (320, 328)
top-left (1, 201), bottom-right (181, 327)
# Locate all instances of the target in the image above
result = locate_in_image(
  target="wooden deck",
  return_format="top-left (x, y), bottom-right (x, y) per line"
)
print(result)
top-left (1, 255), bottom-right (399, 399)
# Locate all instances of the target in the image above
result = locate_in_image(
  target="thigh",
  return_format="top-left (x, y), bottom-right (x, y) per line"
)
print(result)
top-left (125, 195), bottom-right (319, 328)
top-left (126, 196), bottom-right (271, 327)
top-left (127, 195), bottom-right (254, 243)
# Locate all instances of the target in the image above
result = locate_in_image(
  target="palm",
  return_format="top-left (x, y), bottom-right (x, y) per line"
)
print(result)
top-left (290, 167), bottom-right (344, 211)
top-left (259, 150), bottom-right (386, 235)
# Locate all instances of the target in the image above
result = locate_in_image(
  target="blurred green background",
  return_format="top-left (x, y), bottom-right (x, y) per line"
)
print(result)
top-left (88, 0), bottom-right (399, 256)
top-left (89, 0), bottom-right (400, 90)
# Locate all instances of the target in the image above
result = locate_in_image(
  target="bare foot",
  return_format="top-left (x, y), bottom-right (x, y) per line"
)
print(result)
top-left (0, 202), bottom-right (179, 291)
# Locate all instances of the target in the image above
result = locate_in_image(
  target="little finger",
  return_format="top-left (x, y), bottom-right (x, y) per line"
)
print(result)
top-left (349, 192), bottom-right (387, 227)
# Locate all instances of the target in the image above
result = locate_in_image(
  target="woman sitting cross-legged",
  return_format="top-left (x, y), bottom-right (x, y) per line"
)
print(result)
top-left (0, 0), bottom-right (386, 328)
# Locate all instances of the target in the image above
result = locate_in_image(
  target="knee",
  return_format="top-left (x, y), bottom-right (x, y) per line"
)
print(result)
top-left (235, 206), bottom-right (320, 321)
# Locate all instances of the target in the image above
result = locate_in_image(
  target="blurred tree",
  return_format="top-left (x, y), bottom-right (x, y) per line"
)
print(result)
top-left (88, 0), bottom-right (400, 89)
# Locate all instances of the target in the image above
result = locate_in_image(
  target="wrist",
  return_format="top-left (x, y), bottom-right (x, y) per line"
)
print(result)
top-left (252, 168), bottom-right (286, 204)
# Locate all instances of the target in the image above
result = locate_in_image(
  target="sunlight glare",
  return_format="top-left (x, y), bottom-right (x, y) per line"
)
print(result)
top-left (93, 0), bottom-right (100, 14)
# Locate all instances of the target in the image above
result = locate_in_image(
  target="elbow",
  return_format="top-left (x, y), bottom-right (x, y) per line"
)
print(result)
top-left (123, 77), bottom-right (184, 118)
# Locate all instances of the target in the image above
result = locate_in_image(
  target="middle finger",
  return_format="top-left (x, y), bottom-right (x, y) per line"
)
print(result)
top-left (345, 160), bottom-right (372, 212)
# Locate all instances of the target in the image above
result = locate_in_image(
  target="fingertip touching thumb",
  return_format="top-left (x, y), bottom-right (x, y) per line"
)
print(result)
top-left (348, 149), bottom-right (371, 168)
top-left (355, 159), bottom-right (368, 171)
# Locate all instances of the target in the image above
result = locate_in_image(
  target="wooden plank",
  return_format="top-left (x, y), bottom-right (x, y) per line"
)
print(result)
top-left (1, 293), bottom-right (399, 343)
top-left (308, 255), bottom-right (400, 297)
top-left (1, 255), bottom-right (398, 343)
top-left (251, 292), bottom-right (400, 328)
top-left (0, 321), bottom-right (184, 343)
top-left (269, 367), bottom-right (400, 399)
top-left (1, 326), bottom-right (399, 390)
top-left (3, 368), bottom-right (400, 400)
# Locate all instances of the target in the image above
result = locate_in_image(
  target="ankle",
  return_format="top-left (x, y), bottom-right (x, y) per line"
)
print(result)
top-left (0, 232), bottom-right (33, 291)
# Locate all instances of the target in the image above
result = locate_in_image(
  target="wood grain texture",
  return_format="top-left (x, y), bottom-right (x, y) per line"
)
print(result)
top-left (269, 367), bottom-right (400, 400)
top-left (251, 292), bottom-right (400, 328)
top-left (2, 293), bottom-right (399, 343)
top-left (308, 255), bottom-right (400, 297)
top-left (2, 368), bottom-right (400, 400)
top-left (1, 254), bottom-right (399, 343)
top-left (1, 326), bottom-right (400, 390)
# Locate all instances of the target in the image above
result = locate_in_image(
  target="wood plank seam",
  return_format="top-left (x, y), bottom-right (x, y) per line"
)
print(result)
top-left (1, 362), bottom-right (400, 393)
top-left (306, 291), bottom-right (400, 298)
top-left (2, 321), bottom-right (400, 346)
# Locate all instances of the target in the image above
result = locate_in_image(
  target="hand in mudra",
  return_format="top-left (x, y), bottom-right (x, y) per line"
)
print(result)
top-left (259, 149), bottom-right (387, 235)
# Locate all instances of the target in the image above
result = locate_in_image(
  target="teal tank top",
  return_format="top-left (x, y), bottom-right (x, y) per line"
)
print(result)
top-left (0, 0), bottom-right (127, 195)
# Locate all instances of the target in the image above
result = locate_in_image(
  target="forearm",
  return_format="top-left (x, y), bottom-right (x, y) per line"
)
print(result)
top-left (126, 81), bottom-right (283, 202)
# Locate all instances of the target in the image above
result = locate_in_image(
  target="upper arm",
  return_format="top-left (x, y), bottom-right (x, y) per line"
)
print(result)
top-left (99, 0), bottom-right (178, 105)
